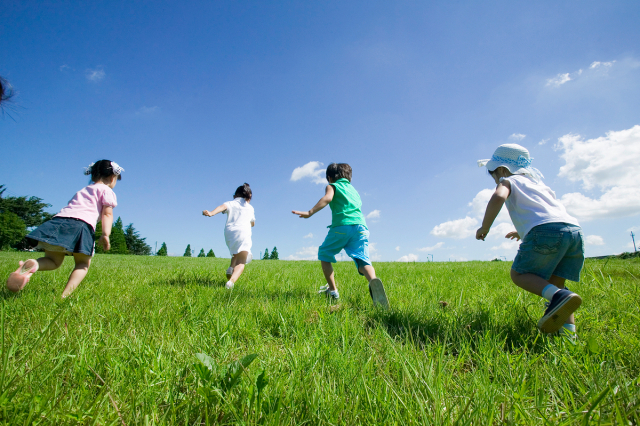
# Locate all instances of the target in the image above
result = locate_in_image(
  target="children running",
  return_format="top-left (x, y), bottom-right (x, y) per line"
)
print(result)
top-left (203, 183), bottom-right (255, 290)
top-left (6, 160), bottom-right (123, 298)
top-left (476, 144), bottom-right (583, 336)
top-left (292, 163), bottom-right (388, 309)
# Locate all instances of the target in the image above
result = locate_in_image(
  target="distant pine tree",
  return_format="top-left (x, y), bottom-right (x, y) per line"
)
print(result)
top-left (206, 249), bottom-right (215, 258)
top-left (198, 248), bottom-right (205, 257)
top-left (124, 223), bottom-right (152, 255)
top-left (157, 242), bottom-right (168, 256)
top-left (183, 244), bottom-right (192, 257)
top-left (270, 246), bottom-right (279, 260)
top-left (263, 248), bottom-right (269, 260)
top-left (109, 217), bottom-right (129, 254)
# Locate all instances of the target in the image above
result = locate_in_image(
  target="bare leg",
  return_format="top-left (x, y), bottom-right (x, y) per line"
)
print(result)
top-left (38, 251), bottom-right (66, 271)
top-left (358, 264), bottom-right (377, 282)
top-left (227, 255), bottom-right (238, 280)
top-left (510, 270), bottom-right (574, 324)
top-left (321, 261), bottom-right (337, 291)
top-left (229, 251), bottom-right (248, 283)
top-left (61, 253), bottom-right (92, 298)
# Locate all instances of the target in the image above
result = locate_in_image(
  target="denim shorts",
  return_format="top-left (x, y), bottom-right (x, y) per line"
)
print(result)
top-left (318, 225), bottom-right (371, 274)
top-left (512, 222), bottom-right (584, 282)
top-left (27, 217), bottom-right (95, 256)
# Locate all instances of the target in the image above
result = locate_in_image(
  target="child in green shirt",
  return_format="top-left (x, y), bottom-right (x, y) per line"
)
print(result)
top-left (292, 163), bottom-right (389, 308)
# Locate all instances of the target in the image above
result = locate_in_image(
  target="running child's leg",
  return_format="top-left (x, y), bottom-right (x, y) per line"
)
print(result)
top-left (61, 253), bottom-right (92, 298)
top-left (7, 250), bottom-right (66, 293)
top-left (228, 251), bottom-right (248, 284)
top-left (321, 261), bottom-right (337, 291)
top-left (227, 255), bottom-right (238, 280)
top-left (38, 251), bottom-right (66, 271)
top-left (358, 264), bottom-right (376, 282)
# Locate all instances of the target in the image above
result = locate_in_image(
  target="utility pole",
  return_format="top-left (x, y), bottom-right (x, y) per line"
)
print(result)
top-left (632, 232), bottom-right (637, 252)
top-left (155, 241), bottom-right (157, 256)
top-left (427, 254), bottom-right (434, 262)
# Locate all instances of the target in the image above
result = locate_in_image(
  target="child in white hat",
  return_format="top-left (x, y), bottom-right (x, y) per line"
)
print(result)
top-left (477, 144), bottom-right (583, 337)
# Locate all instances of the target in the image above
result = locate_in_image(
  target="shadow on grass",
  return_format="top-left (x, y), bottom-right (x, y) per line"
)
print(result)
top-left (365, 305), bottom-right (549, 354)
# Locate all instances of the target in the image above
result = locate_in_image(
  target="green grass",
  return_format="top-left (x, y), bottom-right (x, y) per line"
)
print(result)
top-left (0, 252), bottom-right (639, 425)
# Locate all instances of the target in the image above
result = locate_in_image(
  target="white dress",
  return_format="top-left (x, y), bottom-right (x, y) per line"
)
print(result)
top-left (223, 198), bottom-right (255, 258)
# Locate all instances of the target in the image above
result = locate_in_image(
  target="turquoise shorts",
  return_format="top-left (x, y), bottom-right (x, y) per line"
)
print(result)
top-left (512, 223), bottom-right (584, 282)
top-left (318, 225), bottom-right (371, 274)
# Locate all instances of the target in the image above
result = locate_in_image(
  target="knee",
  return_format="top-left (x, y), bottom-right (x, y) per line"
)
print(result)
top-left (51, 257), bottom-right (65, 269)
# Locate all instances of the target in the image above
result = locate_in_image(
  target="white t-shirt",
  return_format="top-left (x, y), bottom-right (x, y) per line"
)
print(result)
top-left (502, 175), bottom-right (579, 238)
top-left (223, 198), bottom-right (255, 232)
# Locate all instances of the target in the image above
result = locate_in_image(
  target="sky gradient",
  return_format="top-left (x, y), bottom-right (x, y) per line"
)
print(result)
top-left (2, 1), bottom-right (640, 261)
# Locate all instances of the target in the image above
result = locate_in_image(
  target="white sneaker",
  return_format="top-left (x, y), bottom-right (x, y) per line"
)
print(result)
top-left (225, 280), bottom-right (234, 290)
top-left (318, 284), bottom-right (339, 299)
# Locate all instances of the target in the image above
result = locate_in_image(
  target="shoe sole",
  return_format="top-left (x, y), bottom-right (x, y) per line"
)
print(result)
top-left (369, 278), bottom-right (389, 310)
top-left (537, 294), bottom-right (582, 333)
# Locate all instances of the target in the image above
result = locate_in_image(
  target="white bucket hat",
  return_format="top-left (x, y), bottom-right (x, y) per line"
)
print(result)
top-left (477, 143), bottom-right (543, 182)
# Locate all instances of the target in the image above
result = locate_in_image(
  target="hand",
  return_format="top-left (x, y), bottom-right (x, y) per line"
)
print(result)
top-left (505, 231), bottom-right (521, 241)
top-left (202, 210), bottom-right (211, 217)
top-left (98, 235), bottom-right (111, 251)
top-left (476, 227), bottom-right (490, 241)
top-left (292, 210), bottom-right (312, 219)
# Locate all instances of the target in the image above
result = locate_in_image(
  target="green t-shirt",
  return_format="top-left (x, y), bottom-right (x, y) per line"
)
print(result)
top-left (328, 178), bottom-right (367, 228)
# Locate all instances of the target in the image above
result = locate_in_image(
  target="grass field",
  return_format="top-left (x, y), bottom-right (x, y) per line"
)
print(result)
top-left (0, 252), bottom-right (638, 425)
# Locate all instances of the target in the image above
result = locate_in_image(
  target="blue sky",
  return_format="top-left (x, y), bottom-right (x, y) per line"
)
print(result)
top-left (2, 1), bottom-right (640, 261)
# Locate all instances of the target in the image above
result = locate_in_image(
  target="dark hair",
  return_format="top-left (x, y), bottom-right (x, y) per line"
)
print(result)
top-left (326, 163), bottom-right (352, 182)
top-left (234, 183), bottom-right (252, 201)
top-left (86, 159), bottom-right (122, 182)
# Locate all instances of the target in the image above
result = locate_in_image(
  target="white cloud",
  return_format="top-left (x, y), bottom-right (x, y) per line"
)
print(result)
top-left (59, 64), bottom-right (70, 72)
top-left (590, 61), bottom-right (616, 69)
top-left (546, 73), bottom-right (571, 87)
top-left (627, 226), bottom-right (640, 232)
top-left (539, 138), bottom-right (550, 145)
top-left (488, 222), bottom-right (517, 238)
top-left (468, 189), bottom-right (511, 223)
top-left (418, 242), bottom-right (444, 251)
top-left (291, 161), bottom-right (327, 184)
top-left (585, 235), bottom-right (605, 246)
top-left (509, 133), bottom-right (526, 140)
top-left (431, 216), bottom-right (478, 239)
top-left (491, 240), bottom-right (521, 251)
top-left (136, 106), bottom-right (160, 115)
top-left (366, 210), bottom-right (381, 219)
top-left (86, 67), bottom-right (105, 82)
top-left (397, 253), bottom-right (418, 262)
top-left (556, 125), bottom-right (640, 221)
top-left (395, 246), bottom-right (400, 251)
top-left (369, 242), bottom-right (381, 261)
top-left (303, 233), bottom-right (313, 239)
top-left (286, 246), bottom-right (318, 261)
top-left (449, 255), bottom-right (468, 262)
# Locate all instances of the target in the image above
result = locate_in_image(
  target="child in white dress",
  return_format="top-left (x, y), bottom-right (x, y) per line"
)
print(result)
top-left (203, 183), bottom-right (255, 289)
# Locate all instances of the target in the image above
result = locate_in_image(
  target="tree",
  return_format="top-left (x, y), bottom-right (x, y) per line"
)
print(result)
top-left (198, 248), bottom-right (205, 257)
top-left (108, 217), bottom-right (129, 254)
top-left (157, 242), bottom-right (168, 256)
top-left (206, 249), bottom-right (215, 258)
top-left (124, 223), bottom-right (152, 255)
top-left (0, 212), bottom-right (27, 250)
top-left (263, 248), bottom-right (269, 260)
top-left (183, 244), bottom-right (192, 257)
top-left (0, 185), bottom-right (53, 228)
top-left (269, 246), bottom-right (279, 260)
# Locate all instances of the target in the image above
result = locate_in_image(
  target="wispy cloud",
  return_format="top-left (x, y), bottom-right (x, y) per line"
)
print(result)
top-left (546, 60), bottom-right (617, 88)
top-left (291, 161), bottom-right (327, 184)
top-left (136, 106), bottom-right (160, 115)
top-left (538, 138), bottom-right (550, 145)
top-left (546, 72), bottom-right (573, 87)
top-left (86, 67), bottom-right (105, 82)
top-left (366, 210), bottom-right (380, 219)
top-left (303, 233), bottom-right (313, 239)
top-left (395, 246), bottom-right (400, 251)
top-left (286, 246), bottom-right (318, 260)
top-left (589, 61), bottom-right (616, 69)
top-left (509, 133), bottom-right (526, 140)
top-left (585, 235), bottom-right (605, 246)
top-left (59, 64), bottom-right (71, 72)
top-left (418, 242), bottom-right (444, 251)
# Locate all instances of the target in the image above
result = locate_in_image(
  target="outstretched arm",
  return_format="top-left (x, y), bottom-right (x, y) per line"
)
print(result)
top-left (203, 204), bottom-right (227, 217)
top-left (476, 181), bottom-right (511, 241)
top-left (99, 206), bottom-right (114, 251)
top-left (292, 185), bottom-right (335, 219)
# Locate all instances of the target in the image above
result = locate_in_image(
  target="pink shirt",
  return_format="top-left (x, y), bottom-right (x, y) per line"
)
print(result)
top-left (55, 183), bottom-right (118, 230)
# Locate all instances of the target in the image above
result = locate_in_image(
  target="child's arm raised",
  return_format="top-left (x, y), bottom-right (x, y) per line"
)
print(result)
top-left (203, 204), bottom-right (227, 217)
top-left (292, 185), bottom-right (335, 219)
top-left (476, 180), bottom-right (511, 241)
top-left (99, 206), bottom-right (114, 251)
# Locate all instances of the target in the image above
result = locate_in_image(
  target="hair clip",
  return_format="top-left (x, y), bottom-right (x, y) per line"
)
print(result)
top-left (110, 162), bottom-right (125, 175)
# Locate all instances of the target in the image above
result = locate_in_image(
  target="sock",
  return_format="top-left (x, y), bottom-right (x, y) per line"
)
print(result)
top-left (562, 323), bottom-right (576, 333)
top-left (542, 284), bottom-right (560, 301)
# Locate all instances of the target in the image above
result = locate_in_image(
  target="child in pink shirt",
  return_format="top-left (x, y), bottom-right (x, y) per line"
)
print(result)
top-left (6, 160), bottom-right (124, 298)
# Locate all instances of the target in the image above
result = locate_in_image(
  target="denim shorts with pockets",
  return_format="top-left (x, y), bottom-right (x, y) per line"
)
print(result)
top-left (318, 225), bottom-right (371, 275)
top-left (512, 222), bottom-right (584, 282)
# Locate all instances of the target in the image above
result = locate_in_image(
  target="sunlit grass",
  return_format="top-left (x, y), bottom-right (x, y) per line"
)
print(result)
top-left (0, 253), bottom-right (638, 424)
